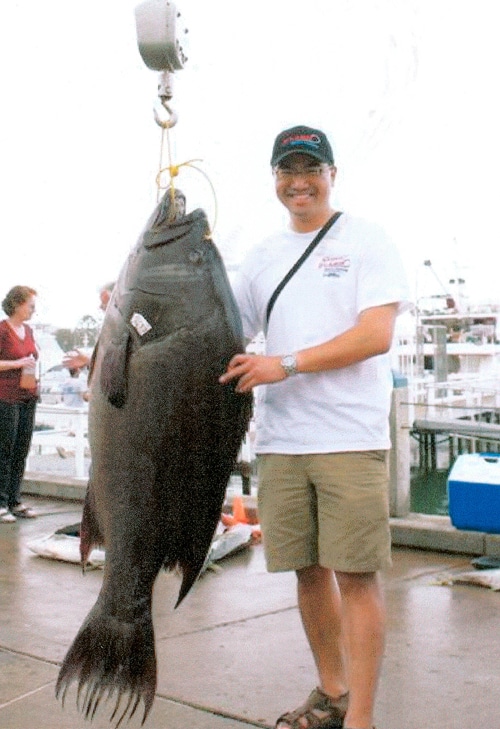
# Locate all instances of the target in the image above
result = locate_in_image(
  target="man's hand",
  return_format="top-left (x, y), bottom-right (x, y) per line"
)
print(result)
top-left (62, 349), bottom-right (90, 370)
top-left (219, 354), bottom-right (287, 393)
top-left (219, 303), bottom-right (398, 393)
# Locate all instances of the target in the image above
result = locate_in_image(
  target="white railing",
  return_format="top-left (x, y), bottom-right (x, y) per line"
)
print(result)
top-left (403, 376), bottom-right (500, 426)
top-left (393, 330), bottom-right (500, 422)
top-left (28, 405), bottom-right (257, 484)
top-left (27, 404), bottom-right (89, 480)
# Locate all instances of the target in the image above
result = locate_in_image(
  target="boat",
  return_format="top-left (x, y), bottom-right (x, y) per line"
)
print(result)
top-left (394, 280), bottom-right (500, 381)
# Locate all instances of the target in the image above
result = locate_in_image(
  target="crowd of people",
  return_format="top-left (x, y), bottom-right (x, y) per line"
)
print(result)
top-left (1, 125), bottom-right (411, 729)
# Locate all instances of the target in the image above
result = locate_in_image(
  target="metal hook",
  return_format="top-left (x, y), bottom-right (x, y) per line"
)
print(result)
top-left (153, 98), bottom-right (178, 129)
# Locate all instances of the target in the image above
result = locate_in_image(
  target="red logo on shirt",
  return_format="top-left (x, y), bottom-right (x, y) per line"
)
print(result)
top-left (318, 256), bottom-right (351, 277)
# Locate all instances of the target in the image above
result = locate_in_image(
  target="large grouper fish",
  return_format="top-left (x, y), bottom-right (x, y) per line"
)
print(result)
top-left (55, 189), bottom-right (252, 725)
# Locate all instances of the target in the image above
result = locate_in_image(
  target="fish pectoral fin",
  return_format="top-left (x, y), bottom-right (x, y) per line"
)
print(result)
top-left (175, 559), bottom-right (206, 608)
top-left (99, 333), bottom-right (132, 408)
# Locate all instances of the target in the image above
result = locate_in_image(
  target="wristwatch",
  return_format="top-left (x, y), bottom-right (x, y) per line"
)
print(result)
top-left (280, 353), bottom-right (298, 377)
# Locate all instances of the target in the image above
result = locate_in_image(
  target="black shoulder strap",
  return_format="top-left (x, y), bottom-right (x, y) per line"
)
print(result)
top-left (265, 211), bottom-right (342, 328)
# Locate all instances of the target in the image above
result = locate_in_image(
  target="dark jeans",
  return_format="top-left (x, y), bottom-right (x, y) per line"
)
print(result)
top-left (0, 399), bottom-right (37, 510)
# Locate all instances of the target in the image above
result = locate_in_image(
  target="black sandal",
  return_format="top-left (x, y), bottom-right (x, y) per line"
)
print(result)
top-left (275, 687), bottom-right (348, 729)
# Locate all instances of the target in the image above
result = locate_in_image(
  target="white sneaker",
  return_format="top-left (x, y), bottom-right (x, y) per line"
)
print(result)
top-left (0, 508), bottom-right (16, 523)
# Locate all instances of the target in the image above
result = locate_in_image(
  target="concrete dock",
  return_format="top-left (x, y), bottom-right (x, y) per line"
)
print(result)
top-left (1, 492), bottom-right (500, 729)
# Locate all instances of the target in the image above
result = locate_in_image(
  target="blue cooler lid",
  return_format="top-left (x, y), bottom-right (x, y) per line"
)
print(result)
top-left (448, 453), bottom-right (500, 485)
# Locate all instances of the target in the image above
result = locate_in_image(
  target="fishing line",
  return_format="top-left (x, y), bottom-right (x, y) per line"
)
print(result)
top-left (156, 126), bottom-right (218, 236)
top-left (156, 126), bottom-right (177, 204)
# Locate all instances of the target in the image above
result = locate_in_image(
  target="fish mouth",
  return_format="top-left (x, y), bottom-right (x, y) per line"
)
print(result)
top-left (144, 219), bottom-right (194, 248)
top-left (144, 209), bottom-right (210, 249)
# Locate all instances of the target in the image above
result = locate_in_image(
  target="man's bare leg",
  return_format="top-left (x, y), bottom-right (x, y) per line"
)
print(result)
top-left (336, 570), bottom-right (385, 729)
top-left (297, 564), bottom-right (348, 699)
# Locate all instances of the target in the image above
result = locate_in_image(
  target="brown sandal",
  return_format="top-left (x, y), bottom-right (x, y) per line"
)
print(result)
top-left (275, 687), bottom-right (348, 729)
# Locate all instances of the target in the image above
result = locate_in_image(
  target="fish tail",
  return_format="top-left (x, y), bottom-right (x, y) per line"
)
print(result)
top-left (55, 601), bottom-right (156, 726)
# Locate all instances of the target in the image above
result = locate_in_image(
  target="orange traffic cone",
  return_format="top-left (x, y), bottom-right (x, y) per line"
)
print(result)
top-left (232, 495), bottom-right (248, 523)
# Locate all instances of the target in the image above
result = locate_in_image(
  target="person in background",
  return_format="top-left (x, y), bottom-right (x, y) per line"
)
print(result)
top-left (220, 125), bottom-right (411, 729)
top-left (56, 367), bottom-right (89, 459)
top-left (98, 281), bottom-right (115, 313)
top-left (61, 368), bottom-right (88, 409)
top-left (62, 281), bottom-right (115, 371)
top-left (0, 286), bottom-right (39, 523)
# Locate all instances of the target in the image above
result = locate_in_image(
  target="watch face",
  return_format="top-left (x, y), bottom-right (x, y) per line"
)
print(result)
top-left (281, 354), bottom-right (297, 375)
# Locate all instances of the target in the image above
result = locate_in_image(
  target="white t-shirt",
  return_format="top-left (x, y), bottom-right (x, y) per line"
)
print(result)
top-left (232, 213), bottom-right (412, 454)
top-left (61, 373), bottom-right (88, 409)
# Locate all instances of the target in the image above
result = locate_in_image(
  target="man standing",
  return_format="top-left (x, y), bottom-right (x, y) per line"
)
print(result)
top-left (62, 282), bottom-right (115, 371)
top-left (220, 125), bottom-right (411, 729)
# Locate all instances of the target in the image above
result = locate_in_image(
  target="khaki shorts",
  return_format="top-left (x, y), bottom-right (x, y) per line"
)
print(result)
top-left (257, 451), bottom-right (391, 573)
